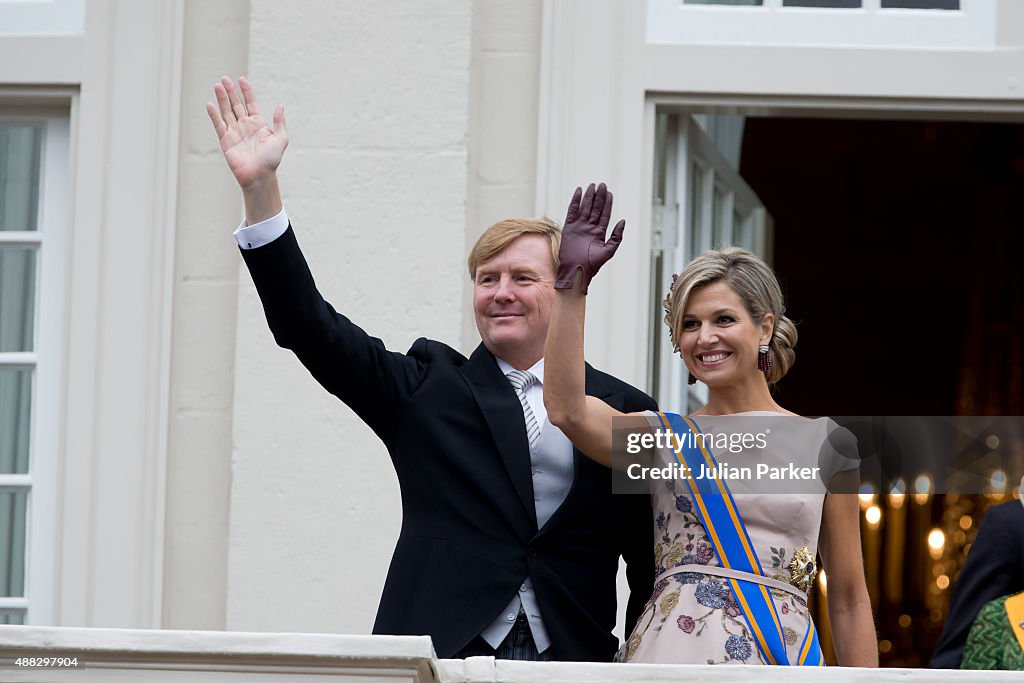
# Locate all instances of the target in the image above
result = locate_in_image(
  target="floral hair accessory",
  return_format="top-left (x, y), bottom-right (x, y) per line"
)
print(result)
top-left (663, 274), bottom-right (681, 354)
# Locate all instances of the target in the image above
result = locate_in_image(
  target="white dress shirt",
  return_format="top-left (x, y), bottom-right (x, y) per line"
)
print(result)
top-left (481, 358), bottom-right (575, 653)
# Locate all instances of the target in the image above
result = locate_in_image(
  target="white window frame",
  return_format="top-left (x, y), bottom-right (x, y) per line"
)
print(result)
top-left (0, 111), bottom-right (69, 625)
top-left (646, 0), bottom-right (997, 50)
top-left (0, 0), bottom-right (85, 36)
top-left (649, 114), bottom-right (771, 413)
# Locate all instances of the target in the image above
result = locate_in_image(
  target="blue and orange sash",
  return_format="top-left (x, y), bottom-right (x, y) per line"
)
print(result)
top-left (658, 412), bottom-right (824, 666)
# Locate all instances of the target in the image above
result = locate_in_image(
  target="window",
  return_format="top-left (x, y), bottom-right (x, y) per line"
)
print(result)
top-left (649, 114), bottom-right (771, 412)
top-left (684, 0), bottom-right (961, 8)
top-left (0, 114), bottom-right (68, 625)
top-left (0, 0), bottom-right (85, 36)
top-left (651, 0), bottom-right (992, 49)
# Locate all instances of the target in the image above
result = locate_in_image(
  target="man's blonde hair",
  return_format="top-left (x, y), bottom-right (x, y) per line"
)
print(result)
top-left (467, 218), bottom-right (561, 280)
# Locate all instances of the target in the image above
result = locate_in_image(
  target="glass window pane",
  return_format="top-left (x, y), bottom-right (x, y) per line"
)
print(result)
top-left (0, 489), bottom-right (27, 597)
top-left (654, 114), bottom-right (669, 203)
top-left (784, 0), bottom-right (861, 6)
top-left (690, 162), bottom-right (704, 258)
top-left (712, 186), bottom-right (726, 249)
top-left (0, 126), bottom-right (43, 232)
top-left (881, 0), bottom-right (958, 8)
top-left (0, 609), bottom-right (25, 624)
top-left (693, 114), bottom-right (746, 168)
top-left (0, 247), bottom-right (36, 352)
top-left (735, 211), bottom-right (752, 249)
top-left (0, 369), bottom-right (32, 475)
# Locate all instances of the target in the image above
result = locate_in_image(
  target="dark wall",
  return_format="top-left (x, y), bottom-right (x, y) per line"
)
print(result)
top-left (739, 118), bottom-right (1024, 416)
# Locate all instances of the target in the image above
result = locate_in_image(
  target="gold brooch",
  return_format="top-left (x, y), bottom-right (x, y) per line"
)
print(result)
top-left (789, 546), bottom-right (817, 591)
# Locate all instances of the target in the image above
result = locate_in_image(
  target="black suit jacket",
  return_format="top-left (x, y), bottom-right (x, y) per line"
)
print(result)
top-left (241, 226), bottom-right (657, 660)
top-left (931, 500), bottom-right (1024, 668)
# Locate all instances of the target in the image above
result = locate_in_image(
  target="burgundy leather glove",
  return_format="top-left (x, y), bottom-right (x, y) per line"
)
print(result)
top-left (555, 182), bottom-right (626, 293)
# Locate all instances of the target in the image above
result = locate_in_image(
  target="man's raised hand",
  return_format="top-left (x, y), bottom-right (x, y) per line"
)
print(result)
top-left (207, 76), bottom-right (287, 224)
top-left (206, 76), bottom-right (287, 190)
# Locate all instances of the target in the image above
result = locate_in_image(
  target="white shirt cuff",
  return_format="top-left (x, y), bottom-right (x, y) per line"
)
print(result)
top-left (233, 208), bottom-right (290, 250)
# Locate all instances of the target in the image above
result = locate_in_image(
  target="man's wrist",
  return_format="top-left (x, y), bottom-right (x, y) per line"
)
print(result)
top-left (241, 174), bottom-right (283, 226)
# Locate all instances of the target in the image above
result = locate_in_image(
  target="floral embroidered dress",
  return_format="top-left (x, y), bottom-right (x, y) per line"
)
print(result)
top-left (617, 412), bottom-right (858, 665)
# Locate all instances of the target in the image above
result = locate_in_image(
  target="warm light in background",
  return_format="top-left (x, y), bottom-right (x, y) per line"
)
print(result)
top-left (858, 483), bottom-right (875, 509)
top-left (936, 574), bottom-right (950, 590)
top-left (985, 434), bottom-right (999, 449)
top-left (914, 474), bottom-right (933, 505)
top-left (958, 515), bottom-right (972, 530)
top-left (866, 505), bottom-right (882, 527)
top-left (928, 528), bottom-right (945, 560)
top-left (888, 478), bottom-right (906, 509)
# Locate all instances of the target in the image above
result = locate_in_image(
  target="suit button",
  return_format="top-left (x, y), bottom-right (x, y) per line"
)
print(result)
top-left (519, 584), bottom-right (528, 593)
top-left (505, 613), bottom-right (516, 622)
top-left (528, 548), bottom-right (538, 558)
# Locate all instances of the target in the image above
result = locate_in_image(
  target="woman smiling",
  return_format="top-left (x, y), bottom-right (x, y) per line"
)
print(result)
top-left (543, 183), bottom-right (877, 667)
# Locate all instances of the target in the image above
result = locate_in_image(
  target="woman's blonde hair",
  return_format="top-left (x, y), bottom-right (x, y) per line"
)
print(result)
top-left (663, 247), bottom-right (797, 384)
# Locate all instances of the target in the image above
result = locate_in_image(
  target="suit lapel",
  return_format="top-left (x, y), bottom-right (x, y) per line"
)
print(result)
top-left (461, 344), bottom-right (538, 528)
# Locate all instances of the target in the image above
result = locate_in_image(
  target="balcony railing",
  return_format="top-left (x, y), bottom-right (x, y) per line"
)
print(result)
top-left (0, 626), bottom-right (1018, 682)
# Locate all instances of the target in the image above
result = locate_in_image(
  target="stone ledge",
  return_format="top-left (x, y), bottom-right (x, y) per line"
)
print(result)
top-left (0, 626), bottom-right (437, 682)
top-left (1, 627), bottom-right (1017, 682)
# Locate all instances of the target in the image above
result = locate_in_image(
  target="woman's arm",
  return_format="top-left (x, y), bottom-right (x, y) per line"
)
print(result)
top-left (543, 183), bottom-right (629, 468)
top-left (818, 478), bottom-right (879, 667)
top-left (544, 279), bottom-right (623, 467)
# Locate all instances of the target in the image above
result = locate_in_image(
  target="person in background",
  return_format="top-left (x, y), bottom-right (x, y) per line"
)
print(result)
top-left (932, 481), bottom-right (1024, 669)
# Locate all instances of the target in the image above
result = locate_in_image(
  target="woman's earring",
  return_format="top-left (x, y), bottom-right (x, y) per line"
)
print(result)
top-left (757, 344), bottom-right (772, 373)
top-left (687, 373), bottom-right (697, 385)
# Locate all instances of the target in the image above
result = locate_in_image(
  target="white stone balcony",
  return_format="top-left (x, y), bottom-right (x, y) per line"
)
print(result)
top-left (0, 627), bottom-right (1017, 682)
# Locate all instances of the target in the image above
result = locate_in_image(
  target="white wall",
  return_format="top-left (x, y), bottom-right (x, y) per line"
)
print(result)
top-left (227, 0), bottom-right (474, 633)
top-left (462, 0), bottom-right (544, 350)
top-left (162, 0), bottom-right (251, 631)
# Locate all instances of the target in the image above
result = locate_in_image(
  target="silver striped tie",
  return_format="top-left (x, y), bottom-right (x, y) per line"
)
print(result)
top-left (506, 370), bottom-right (540, 453)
